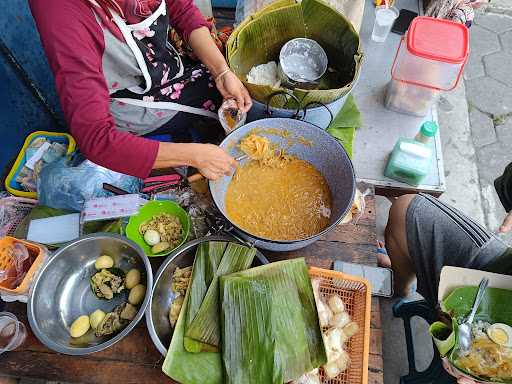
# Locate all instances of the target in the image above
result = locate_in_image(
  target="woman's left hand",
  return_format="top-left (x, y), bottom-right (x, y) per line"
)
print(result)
top-left (215, 70), bottom-right (252, 113)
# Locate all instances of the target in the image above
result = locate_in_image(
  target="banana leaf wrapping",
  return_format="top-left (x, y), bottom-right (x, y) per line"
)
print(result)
top-left (185, 243), bottom-right (256, 350)
top-left (227, 0), bottom-right (363, 108)
top-left (163, 242), bottom-right (257, 383)
top-left (184, 242), bottom-right (227, 353)
top-left (162, 288), bottom-right (223, 384)
top-left (220, 258), bottom-right (327, 384)
top-left (429, 286), bottom-right (512, 383)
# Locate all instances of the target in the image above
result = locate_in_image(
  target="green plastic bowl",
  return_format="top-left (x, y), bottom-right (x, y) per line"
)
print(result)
top-left (125, 200), bottom-right (190, 257)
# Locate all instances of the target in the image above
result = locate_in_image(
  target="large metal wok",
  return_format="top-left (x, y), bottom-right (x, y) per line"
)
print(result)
top-left (209, 118), bottom-right (356, 251)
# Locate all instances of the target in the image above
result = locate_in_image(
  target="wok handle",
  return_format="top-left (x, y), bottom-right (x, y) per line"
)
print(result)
top-left (103, 183), bottom-right (130, 195)
top-left (265, 91), bottom-right (302, 119)
top-left (187, 173), bottom-right (204, 183)
top-left (302, 101), bottom-right (334, 128)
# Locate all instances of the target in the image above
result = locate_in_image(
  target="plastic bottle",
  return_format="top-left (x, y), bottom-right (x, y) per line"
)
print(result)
top-left (384, 121), bottom-right (439, 186)
top-left (414, 121), bottom-right (438, 144)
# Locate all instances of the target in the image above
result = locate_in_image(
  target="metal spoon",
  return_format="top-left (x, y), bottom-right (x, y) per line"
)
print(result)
top-left (457, 277), bottom-right (489, 353)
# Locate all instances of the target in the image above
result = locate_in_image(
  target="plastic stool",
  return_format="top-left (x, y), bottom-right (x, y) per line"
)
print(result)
top-left (393, 299), bottom-right (456, 384)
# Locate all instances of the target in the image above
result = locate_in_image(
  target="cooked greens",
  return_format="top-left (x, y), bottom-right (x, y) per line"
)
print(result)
top-left (90, 268), bottom-right (125, 300)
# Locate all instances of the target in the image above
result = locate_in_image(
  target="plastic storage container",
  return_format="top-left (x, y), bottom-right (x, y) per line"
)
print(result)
top-left (0, 237), bottom-right (47, 299)
top-left (385, 17), bottom-right (469, 116)
top-left (0, 312), bottom-right (27, 354)
top-left (5, 131), bottom-right (76, 199)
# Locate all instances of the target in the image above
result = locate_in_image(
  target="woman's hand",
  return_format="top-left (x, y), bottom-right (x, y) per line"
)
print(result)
top-left (187, 28), bottom-right (252, 112)
top-left (215, 70), bottom-right (252, 113)
top-left (191, 143), bottom-right (237, 181)
top-left (153, 142), bottom-right (236, 181)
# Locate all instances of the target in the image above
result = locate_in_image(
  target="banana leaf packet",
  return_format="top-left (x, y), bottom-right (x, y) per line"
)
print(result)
top-left (430, 286), bottom-right (512, 383)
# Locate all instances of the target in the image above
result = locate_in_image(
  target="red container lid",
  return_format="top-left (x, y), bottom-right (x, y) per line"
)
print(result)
top-left (407, 16), bottom-right (469, 64)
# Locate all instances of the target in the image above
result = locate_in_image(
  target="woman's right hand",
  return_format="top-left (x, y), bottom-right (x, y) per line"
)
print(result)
top-left (191, 143), bottom-right (237, 181)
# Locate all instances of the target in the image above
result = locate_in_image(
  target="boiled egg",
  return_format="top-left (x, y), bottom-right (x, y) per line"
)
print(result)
top-left (487, 323), bottom-right (512, 347)
top-left (143, 229), bottom-right (160, 246)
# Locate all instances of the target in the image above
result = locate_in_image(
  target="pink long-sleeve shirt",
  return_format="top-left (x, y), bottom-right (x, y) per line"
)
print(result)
top-left (29, 0), bottom-right (210, 178)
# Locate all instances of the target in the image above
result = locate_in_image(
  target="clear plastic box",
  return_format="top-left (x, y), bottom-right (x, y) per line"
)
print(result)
top-left (385, 79), bottom-right (440, 117)
top-left (385, 17), bottom-right (469, 116)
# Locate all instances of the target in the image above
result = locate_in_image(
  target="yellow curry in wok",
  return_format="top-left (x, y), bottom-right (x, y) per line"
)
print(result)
top-left (225, 134), bottom-right (332, 241)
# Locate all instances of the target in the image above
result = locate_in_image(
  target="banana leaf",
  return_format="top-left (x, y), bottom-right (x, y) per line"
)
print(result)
top-left (220, 258), bottom-right (327, 384)
top-left (162, 287), bottom-right (223, 384)
top-left (184, 242), bottom-right (227, 353)
top-left (429, 286), bottom-right (512, 383)
top-left (227, 0), bottom-right (363, 108)
top-left (326, 94), bottom-right (362, 158)
top-left (185, 243), bottom-right (256, 350)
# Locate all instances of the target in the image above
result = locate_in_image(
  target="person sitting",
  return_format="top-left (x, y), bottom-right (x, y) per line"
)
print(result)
top-left (30, 0), bottom-right (252, 181)
top-left (379, 164), bottom-right (512, 308)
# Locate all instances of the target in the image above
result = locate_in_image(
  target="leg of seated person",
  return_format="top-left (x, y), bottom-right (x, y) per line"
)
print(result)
top-left (385, 193), bottom-right (509, 307)
top-left (384, 194), bottom-right (417, 297)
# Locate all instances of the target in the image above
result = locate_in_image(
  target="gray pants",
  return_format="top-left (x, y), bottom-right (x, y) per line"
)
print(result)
top-left (406, 193), bottom-right (511, 306)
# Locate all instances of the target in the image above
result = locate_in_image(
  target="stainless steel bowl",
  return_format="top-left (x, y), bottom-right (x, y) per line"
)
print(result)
top-left (28, 233), bottom-right (153, 355)
top-left (146, 235), bottom-right (268, 356)
top-left (278, 38), bottom-right (328, 90)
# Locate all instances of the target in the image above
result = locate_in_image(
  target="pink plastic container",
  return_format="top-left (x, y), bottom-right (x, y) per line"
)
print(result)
top-left (385, 17), bottom-right (469, 116)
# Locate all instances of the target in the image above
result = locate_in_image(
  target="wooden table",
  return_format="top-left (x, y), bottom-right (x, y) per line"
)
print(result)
top-left (0, 190), bottom-right (383, 384)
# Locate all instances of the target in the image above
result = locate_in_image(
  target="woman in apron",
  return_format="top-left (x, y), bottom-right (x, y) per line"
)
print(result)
top-left (29, 0), bottom-right (251, 180)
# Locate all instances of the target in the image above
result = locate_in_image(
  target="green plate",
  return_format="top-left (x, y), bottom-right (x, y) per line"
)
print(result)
top-left (126, 200), bottom-right (190, 257)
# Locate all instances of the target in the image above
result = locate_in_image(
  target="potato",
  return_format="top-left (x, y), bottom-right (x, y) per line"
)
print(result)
top-left (328, 295), bottom-right (345, 314)
top-left (89, 309), bottom-right (106, 330)
top-left (128, 284), bottom-right (146, 305)
top-left (151, 242), bottom-right (170, 254)
top-left (343, 321), bottom-right (359, 338)
top-left (95, 255), bottom-right (114, 270)
top-left (70, 315), bottom-right (90, 338)
top-left (125, 269), bottom-right (141, 290)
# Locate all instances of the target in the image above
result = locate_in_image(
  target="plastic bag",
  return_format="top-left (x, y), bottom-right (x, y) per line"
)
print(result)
top-left (339, 188), bottom-right (370, 225)
top-left (0, 239), bottom-right (49, 303)
top-left (0, 243), bottom-right (30, 289)
top-left (16, 138), bottom-right (68, 192)
top-left (37, 154), bottom-right (142, 212)
top-left (235, 0), bottom-right (273, 24)
top-left (0, 196), bottom-right (38, 237)
top-left (235, 0), bottom-right (364, 30)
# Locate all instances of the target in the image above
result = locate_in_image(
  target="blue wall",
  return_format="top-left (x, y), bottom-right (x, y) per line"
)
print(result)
top-left (0, 0), bottom-right (65, 177)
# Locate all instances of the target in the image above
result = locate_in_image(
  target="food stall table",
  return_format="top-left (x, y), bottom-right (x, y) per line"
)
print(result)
top-left (0, 189), bottom-right (383, 384)
top-left (352, 0), bottom-right (446, 197)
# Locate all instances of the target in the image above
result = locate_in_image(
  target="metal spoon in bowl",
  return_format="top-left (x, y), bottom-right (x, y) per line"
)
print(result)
top-left (457, 277), bottom-right (489, 353)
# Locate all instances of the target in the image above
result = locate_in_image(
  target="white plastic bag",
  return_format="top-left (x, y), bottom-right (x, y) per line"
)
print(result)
top-left (235, 0), bottom-right (364, 31)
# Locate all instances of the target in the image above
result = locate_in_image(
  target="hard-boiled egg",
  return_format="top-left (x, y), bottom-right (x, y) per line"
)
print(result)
top-left (143, 229), bottom-right (160, 246)
top-left (487, 323), bottom-right (512, 348)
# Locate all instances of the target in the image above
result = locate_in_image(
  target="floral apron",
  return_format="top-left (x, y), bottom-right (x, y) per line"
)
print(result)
top-left (107, 0), bottom-right (220, 133)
